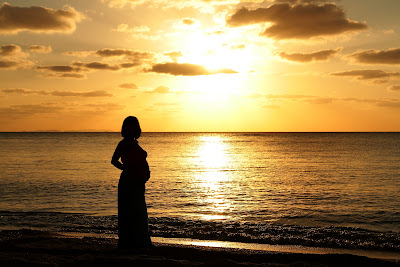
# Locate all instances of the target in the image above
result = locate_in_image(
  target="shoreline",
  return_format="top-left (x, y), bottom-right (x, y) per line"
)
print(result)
top-left (59, 232), bottom-right (400, 261)
top-left (1, 229), bottom-right (399, 266)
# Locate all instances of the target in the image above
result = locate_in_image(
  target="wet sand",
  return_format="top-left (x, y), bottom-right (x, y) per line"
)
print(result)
top-left (0, 229), bottom-right (399, 266)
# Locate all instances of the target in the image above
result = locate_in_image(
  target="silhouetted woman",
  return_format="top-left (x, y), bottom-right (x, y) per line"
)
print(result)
top-left (111, 116), bottom-right (152, 249)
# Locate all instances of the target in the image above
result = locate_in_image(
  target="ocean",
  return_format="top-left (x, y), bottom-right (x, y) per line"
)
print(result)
top-left (0, 132), bottom-right (399, 252)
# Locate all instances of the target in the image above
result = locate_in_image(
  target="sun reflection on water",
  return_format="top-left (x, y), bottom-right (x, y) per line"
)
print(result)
top-left (194, 135), bottom-right (233, 220)
top-left (197, 136), bottom-right (227, 171)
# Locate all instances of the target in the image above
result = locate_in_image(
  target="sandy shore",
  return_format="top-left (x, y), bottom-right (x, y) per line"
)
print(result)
top-left (0, 229), bottom-right (399, 266)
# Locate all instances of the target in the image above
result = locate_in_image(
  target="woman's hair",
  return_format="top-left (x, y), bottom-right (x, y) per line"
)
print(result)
top-left (121, 116), bottom-right (141, 139)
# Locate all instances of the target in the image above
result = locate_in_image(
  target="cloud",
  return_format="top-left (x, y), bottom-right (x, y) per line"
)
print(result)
top-left (145, 62), bottom-right (237, 76)
top-left (0, 44), bottom-right (26, 57)
top-left (0, 59), bottom-right (34, 69)
top-left (260, 93), bottom-right (336, 106)
top-left (265, 94), bottom-right (311, 99)
top-left (383, 29), bottom-right (395, 35)
top-left (29, 45), bottom-right (52, 54)
top-left (349, 48), bottom-right (400, 65)
top-left (0, 3), bottom-right (84, 34)
top-left (102, 0), bottom-right (237, 10)
top-left (36, 64), bottom-right (84, 78)
top-left (114, 24), bottom-right (150, 33)
top-left (173, 17), bottom-right (201, 30)
top-left (114, 23), bottom-right (129, 32)
top-left (279, 48), bottom-right (341, 62)
top-left (0, 104), bottom-right (63, 117)
top-left (163, 51), bottom-right (183, 62)
top-left (119, 83), bottom-right (138, 89)
top-left (51, 90), bottom-right (113, 97)
top-left (119, 62), bottom-right (141, 68)
top-left (148, 86), bottom-right (170, 93)
top-left (72, 61), bottom-right (120, 71)
top-left (272, 0), bottom-right (336, 3)
top-left (330, 70), bottom-right (400, 81)
top-left (63, 48), bottom-right (154, 62)
top-left (83, 103), bottom-right (123, 109)
top-left (102, 0), bottom-right (146, 8)
top-left (372, 79), bottom-right (389, 85)
top-left (113, 24), bottom-right (159, 40)
top-left (206, 29), bottom-right (225, 35)
top-left (94, 49), bottom-right (155, 64)
top-left (36, 60), bottom-right (141, 78)
top-left (305, 97), bottom-right (334, 104)
top-left (1, 88), bottom-right (113, 97)
top-left (1, 88), bottom-right (48, 95)
top-left (182, 18), bottom-right (197, 25)
top-left (227, 3), bottom-right (367, 40)
top-left (44, 73), bottom-right (86, 79)
top-left (230, 44), bottom-right (246, 50)
top-left (36, 65), bottom-right (82, 73)
top-left (0, 102), bottom-right (124, 119)
top-left (254, 93), bottom-right (400, 109)
top-left (375, 100), bottom-right (400, 108)
top-left (145, 86), bottom-right (188, 96)
top-left (95, 48), bottom-right (153, 59)
top-left (387, 85), bottom-right (400, 92)
top-left (62, 51), bottom-right (93, 57)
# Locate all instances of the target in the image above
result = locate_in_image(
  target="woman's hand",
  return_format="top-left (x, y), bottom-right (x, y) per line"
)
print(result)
top-left (111, 158), bottom-right (124, 170)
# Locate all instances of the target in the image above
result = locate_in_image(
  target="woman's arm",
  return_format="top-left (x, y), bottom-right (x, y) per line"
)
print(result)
top-left (111, 142), bottom-right (124, 171)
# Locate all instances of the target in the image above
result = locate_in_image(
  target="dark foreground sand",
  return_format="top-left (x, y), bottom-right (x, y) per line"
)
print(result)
top-left (0, 230), bottom-right (398, 267)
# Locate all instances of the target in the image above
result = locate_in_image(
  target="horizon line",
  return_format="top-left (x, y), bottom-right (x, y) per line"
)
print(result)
top-left (1, 131), bottom-right (400, 133)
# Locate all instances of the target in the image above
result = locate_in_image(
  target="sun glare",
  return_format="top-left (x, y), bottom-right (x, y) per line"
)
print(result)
top-left (197, 136), bottom-right (227, 170)
top-left (193, 135), bottom-right (233, 220)
top-left (180, 32), bottom-right (253, 73)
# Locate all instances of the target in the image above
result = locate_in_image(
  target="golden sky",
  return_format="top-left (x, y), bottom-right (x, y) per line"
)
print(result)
top-left (1, 0), bottom-right (400, 132)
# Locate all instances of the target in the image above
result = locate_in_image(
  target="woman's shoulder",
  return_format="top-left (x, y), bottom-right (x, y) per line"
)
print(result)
top-left (117, 139), bottom-right (126, 147)
top-left (117, 139), bottom-right (130, 149)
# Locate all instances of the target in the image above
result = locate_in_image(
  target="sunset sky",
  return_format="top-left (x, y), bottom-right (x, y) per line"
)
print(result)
top-left (1, 0), bottom-right (400, 132)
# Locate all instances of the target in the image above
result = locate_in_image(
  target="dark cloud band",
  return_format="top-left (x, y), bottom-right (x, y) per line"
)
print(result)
top-left (279, 48), bottom-right (341, 62)
top-left (350, 48), bottom-right (400, 65)
top-left (0, 44), bottom-right (22, 56)
top-left (146, 62), bottom-right (237, 76)
top-left (1, 88), bottom-right (112, 97)
top-left (29, 45), bottom-right (52, 54)
top-left (36, 60), bottom-right (141, 79)
top-left (227, 3), bottom-right (367, 40)
top-left (331, 69), bottom-right (400, 81)
top-left (0, 3), bottom-right (83, 34)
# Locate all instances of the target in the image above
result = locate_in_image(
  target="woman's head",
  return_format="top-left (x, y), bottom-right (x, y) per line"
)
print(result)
top-left (121, 116), bottom-right (141, 139)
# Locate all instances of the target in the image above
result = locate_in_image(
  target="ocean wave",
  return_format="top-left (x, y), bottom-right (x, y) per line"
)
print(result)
top-left (0, 211), bottom-right (398, 252)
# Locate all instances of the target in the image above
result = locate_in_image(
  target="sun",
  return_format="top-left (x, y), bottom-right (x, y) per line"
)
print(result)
top-left (171, 31), bottom-right (255, 98)
top-left (179, 31), bottom-right (253, 73)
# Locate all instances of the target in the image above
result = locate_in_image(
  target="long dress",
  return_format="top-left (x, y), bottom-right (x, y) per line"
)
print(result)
top-left (117, 138), bottom-right (152, 249)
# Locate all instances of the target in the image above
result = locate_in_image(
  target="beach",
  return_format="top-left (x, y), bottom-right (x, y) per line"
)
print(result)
top-left (0, 229), bottom-right (398, 267)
